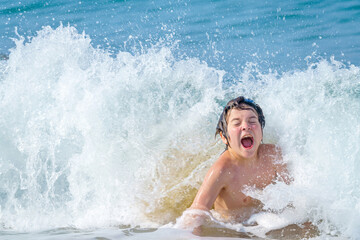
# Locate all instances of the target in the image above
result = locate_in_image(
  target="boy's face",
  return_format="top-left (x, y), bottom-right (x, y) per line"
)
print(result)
top-left (222, 105), bottom-right (263, 160)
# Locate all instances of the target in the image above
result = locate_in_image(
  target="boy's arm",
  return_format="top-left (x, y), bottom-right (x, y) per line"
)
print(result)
top-left (190, 160), bottom-right (227, 211)
top-left (178, 159), bottom-right (228, 229)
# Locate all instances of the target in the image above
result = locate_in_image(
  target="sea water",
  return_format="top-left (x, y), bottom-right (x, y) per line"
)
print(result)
top-left (0, 0), bottom-right (360, 239)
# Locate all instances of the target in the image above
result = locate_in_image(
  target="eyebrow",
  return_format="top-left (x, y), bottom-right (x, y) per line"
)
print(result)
top-left (230, 115), bottom-right (258, 122)
top-left (226, 108), bottom-right (258, 122)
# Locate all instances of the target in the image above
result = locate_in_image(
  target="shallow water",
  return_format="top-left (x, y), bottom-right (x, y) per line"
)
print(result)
top-left (1, 0), bottom-right (360, 239)
top-left (2, 227), bottom-right (254, 240)
top-left (0, 226), bottom-right (349, 240)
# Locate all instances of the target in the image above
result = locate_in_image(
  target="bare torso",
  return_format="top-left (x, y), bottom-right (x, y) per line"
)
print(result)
top-left (212, 144), bottom-right (282, 221)
top-left (189, 144), bottom-right (290, 223)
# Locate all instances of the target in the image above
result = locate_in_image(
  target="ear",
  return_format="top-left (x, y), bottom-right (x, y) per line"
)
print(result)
top-left (219, 132), bottom-right (228, 145)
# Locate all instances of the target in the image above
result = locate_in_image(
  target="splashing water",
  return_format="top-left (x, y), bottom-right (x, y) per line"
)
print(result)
top-left (0, 25), bottom-right (359, 239)
top-left (236, 58), bottom-right (360, 238)
top-left (0, 25), bottom-right (225, 230)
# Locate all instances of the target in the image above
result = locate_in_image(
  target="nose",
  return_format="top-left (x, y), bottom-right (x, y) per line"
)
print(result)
top-left (242, 124), bottom-right (251, 131)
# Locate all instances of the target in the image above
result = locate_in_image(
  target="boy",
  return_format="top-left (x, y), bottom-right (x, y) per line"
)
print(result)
top-left (184, 96), bottom-right (291, 226)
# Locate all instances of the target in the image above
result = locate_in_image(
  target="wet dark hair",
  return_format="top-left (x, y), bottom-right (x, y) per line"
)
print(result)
top-left (215, 96), bottom-right (265, 147)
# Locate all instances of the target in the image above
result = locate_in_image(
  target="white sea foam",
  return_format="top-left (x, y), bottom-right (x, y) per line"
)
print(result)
top-left (237, 58), bottom-right (360, 238)
top-left (0, 25), bottom-right (225, 231)
top-left (0, 25), bottom-right (359, 239)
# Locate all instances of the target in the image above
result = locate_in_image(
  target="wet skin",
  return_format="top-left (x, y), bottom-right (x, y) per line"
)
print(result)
top-left (190, 108), bottom-right (290, 221)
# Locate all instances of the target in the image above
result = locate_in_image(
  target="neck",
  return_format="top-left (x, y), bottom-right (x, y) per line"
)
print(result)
top-left (227, 147), bottom-right (258, 166)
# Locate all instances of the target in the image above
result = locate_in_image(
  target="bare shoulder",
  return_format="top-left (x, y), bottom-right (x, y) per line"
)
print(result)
top-left (209, 151), bottom-right (235, 179)
top-left (259, 144), bottom-right (292, 183)
top-left (259, 144), bottom-right (287, 169)
top-left (212, 151), bottom-right (232, 169)
top-left (258, 144), bottom-right (282, 160)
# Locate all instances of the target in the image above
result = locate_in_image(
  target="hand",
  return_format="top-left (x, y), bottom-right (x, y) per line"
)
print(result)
top-left (175, 209), bottom-right (210, 230)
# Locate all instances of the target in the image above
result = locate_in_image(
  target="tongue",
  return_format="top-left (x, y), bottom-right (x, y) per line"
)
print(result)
top-left (241, 138), bottom-right (253, 148)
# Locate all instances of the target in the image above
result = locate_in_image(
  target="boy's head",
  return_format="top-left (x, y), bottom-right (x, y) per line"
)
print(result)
top-left (216, 96), bottom-right (265, 148)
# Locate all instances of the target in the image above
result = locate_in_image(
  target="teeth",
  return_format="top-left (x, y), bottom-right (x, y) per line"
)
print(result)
top-left (242, 135), bottom-right (253, 139)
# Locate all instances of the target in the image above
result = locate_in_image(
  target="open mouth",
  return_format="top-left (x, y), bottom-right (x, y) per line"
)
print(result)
top-left (241, 135), bottom-right (254, 149)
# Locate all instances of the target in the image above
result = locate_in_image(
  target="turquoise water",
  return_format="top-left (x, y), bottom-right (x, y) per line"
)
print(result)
top-left (1, 0), bottom-right (360, 239)
top-left (1, 0), bottom-right (360, 73)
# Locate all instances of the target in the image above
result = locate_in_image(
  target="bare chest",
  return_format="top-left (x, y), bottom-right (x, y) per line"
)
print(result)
top-left (215, 166), bottom-right (276, 210)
